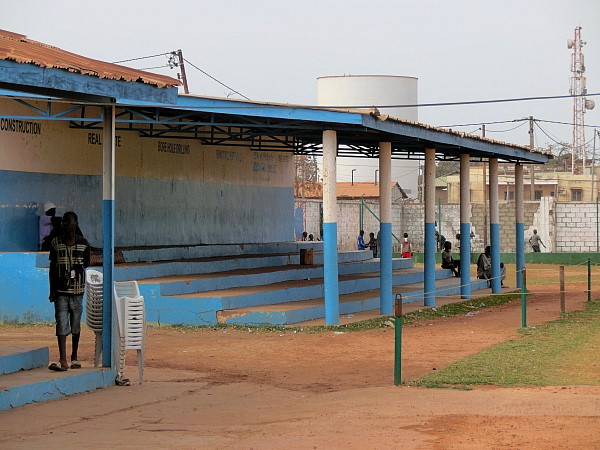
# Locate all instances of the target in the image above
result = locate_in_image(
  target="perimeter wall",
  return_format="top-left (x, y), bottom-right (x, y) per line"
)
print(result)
top-left (295, 196), bottom-right (599, 253)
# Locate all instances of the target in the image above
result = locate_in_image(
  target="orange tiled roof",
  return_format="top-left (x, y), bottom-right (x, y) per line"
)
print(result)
top-left (337, 181), bottom-right (398, 198)
top-left (299, 181), bottom-right (399, 199)
top-left (0, 29), bottom-right (180, 89)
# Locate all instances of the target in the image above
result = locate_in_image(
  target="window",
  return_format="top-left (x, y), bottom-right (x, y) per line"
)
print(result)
top-left (505, 191), bottom-right (514, 201)
top-left (571, 189), bottom-right (583, 201)
top-left (550, 191), bottom-right (555, 197)
top-left (534, 190), bottom-right (543, 201)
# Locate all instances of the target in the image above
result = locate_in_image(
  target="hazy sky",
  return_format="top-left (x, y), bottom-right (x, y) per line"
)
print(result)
top-left (2, 0), bottom-right (599, 182)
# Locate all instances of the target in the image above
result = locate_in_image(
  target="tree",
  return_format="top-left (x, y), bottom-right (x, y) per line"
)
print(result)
top-left (295, 155), bottom-right (321, 197)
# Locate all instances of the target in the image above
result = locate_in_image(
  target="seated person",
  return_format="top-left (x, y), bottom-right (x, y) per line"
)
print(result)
top-left (477, 245), bottom-right (507, 286)
top-left (441, 241), bottom-right (460, 277)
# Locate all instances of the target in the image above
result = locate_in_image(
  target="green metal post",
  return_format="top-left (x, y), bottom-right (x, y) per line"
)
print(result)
top-left (521, 267), bottom-right (527, 328)
top-left (438, 198), bottom-right (442, 236)
top-left (359, 197), bottom-right (364, 232)
top-left (394, 294), bottom-right (402, 386)
top-left (588, 258), bottom-right (591, 302)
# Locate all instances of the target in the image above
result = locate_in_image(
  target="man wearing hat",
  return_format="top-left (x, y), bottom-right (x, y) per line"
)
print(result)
top-left (39, 202), bottom-right (58, 251)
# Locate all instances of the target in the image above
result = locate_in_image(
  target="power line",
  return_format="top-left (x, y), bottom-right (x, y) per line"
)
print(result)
top-left (486, 121), bottom-right (528, 133)
top-left (112, 52), bottom-right (171, 64)
top-left (183, 58), bottom-right (250, 101)
top-left (535, 118), bottom-right (600, 128)
top-left (439, 119), bottom-right (524, 128)
top-left (139, 64), bottom-right (171, 71)
top-left (317, 92), bottom-right (600, 110)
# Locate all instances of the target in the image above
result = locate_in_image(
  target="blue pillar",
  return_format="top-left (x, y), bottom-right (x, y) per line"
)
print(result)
top-left (323, 222), bottom-right (339, 323)
top-left (459, 153), bottom-right (471, 299)
top-left (380, 222), bottom-right (392, 313)
top-left (379, 142), bottom-right (392, 314)
top-left (515, 163), bottom-right (525, 288)
top-left (322, 130), bottom-right (339, 325)
top-left (102, 106), bottom-right (115, 368)
top-left (489, 158), bottom-right (502, 293)
top-left (424, 147), bottom-right (436, 306)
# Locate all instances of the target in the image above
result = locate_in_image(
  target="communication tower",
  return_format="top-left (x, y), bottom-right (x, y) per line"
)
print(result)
top-left (568, 26), bottom-right (595, 174)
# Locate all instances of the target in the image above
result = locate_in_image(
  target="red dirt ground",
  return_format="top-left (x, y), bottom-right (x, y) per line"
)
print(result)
top-left (0, 264), bottom-right (599, 448)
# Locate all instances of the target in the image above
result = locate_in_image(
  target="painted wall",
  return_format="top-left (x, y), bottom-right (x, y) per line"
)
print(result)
top-left (0, 99), bottom-right (295, 250)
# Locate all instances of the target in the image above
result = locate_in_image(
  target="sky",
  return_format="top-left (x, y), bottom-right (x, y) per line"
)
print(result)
top-left (2, 0), bottom-right (600, 183)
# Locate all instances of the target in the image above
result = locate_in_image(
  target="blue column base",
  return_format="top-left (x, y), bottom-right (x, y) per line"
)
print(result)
top-left (323, 222), bottom-right (339, 325)
top-left (490, 222), bottom-right (501, 293)
top-left (379, 222), bottom-right (392, 314)
top-left (424, 221), bottom-right (436, 306)
top-left (460, 222), bottom-right (471, 299)
top-left (102, 199), bottom-right (114, 368)
top-left (516, 222), bottom-right (524, 288)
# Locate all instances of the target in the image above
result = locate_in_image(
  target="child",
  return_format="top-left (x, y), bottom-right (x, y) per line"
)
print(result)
top-left (401, 233), bottom-right (412, 258)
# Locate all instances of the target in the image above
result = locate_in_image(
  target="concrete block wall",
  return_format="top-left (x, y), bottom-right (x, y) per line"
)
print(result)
top-left (555, 202), bottom-right (599, 252)
top-left (296, 198), bottom-right (600, 253)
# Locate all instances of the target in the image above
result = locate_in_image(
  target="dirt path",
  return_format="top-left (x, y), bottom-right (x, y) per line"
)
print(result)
top-left (0, 265), bottom-right (599, 448)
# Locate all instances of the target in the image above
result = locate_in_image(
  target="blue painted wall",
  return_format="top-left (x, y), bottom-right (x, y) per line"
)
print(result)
top-left (0, 253), bottom-right (52, 322)
top-left (0, 170), bottom-right (294, 250)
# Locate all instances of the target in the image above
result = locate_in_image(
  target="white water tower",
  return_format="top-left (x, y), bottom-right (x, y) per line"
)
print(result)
top-left (317, 75), bottom-right (419, 197)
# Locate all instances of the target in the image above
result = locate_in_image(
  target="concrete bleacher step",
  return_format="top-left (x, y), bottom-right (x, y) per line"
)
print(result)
top-left (114, 248), bottom-right (376, 282)
top-left (161, 266), bottom-right (435, 310)
top-left (0, 346), bottom-right (115, 410)
top-left (137, 257), bottom-right (413, 296)
top-left (0, 345), bottom-right (49, 375)
top-left (216, 277), bottom-right (491, 326)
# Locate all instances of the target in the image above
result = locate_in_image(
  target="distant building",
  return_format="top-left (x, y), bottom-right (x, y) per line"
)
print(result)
top-left (444, 165), bottom-right (600, 203)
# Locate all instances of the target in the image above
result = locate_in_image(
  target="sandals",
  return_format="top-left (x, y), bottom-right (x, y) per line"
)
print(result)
top-left (70, 360), bottom-right (82, 369)
top-left (48, 362), bottom-right (68, 372)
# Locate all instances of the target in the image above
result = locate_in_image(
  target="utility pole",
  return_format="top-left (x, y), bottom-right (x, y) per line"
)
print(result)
top-left (529, 116), bottom-right (535, 200)
top-left (482, 125), bottom-right (488, 247)
top-left (175, 49), bottom-right (189, 94)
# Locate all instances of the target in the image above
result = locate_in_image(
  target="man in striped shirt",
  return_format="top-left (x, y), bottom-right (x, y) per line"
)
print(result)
top-left (48, 211), bottom-right (90, 372)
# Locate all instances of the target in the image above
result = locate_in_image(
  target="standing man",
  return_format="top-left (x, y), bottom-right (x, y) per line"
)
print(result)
top-left (357, 230), bottom-right (366, 250)
top-left (529, 229), bottom-right (546, 253)
top-left (48, 211), bottom-right (90, 371)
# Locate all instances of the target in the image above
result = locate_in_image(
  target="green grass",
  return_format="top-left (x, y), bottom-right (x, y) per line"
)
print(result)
top-left (410, 298), bottom-right (600, 388)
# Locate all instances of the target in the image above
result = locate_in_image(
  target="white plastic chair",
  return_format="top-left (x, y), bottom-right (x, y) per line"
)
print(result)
top-left (85, 270), bottom-right (104, 367)
top-left (114, 281), bottom-right (146, 385)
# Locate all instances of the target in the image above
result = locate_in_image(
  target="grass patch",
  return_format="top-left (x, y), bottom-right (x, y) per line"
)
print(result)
top-left (157, 293), bottom-right (520, 334)
top-left (410, 298), bottom-right (600, 388)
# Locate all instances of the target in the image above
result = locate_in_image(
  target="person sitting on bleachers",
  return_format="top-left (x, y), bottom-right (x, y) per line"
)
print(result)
top-left (477, 245), bottom-right (506, 286)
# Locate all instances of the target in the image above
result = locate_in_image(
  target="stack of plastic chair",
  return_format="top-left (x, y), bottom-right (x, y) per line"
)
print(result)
top-left (85, 270), bottom-right (104, 367)
top-left (114, 281), bottom-right (146, 385)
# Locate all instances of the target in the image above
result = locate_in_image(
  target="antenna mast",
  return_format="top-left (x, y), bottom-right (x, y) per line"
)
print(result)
top-left (568, 27), bottom-right (595, 174)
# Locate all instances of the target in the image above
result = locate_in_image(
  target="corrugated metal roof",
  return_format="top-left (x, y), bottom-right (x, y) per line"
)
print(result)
top-left (0, 29), bottom-right (180, 89)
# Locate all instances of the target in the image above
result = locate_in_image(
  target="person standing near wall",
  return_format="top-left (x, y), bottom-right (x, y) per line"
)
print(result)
top-left (366, 232), bottom-right (378, 257)
top-left (357, 230), bottom-right (366, 250)
top-left (39, 202), bottom-right (59, 251)
top-left (529, 229), bottom-right (546, 253)
top-left (401, 233), bottom-right (412, 258)
top-left (48, 211), bottom-right (90, 372)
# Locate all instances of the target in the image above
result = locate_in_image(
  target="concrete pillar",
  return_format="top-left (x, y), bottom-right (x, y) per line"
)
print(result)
top-left (322, 130), bottom-right (339, 324)
top-left (102, 105), bottom-right (115, 367)
top-left (424, 147), bottom-right (436, 306)
top-left (489, 158), bottom-right (501, 293)
top-left (459, 153), bottom-right (471, 299)
top-left (379, 142), bottom-right (392, 314)
top-left (515, 163), bottom-right (524, 288)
